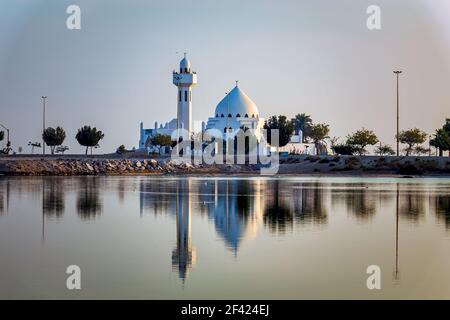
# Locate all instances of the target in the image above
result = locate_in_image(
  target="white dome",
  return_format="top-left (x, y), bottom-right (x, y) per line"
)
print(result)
top-left (214, 86), bottom-right (259, 118)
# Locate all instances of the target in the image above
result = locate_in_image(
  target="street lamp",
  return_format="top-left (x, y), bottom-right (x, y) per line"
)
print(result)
top-left (393, 71), bottom-right (402, 156)
top-left (41, 96), bottom-right (47, 155)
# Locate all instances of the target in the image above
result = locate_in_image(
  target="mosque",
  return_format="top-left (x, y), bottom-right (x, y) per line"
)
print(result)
top-left (138, 54), bottom-right (266, 151)
top-left (139, 55), bottom-right (311, 154)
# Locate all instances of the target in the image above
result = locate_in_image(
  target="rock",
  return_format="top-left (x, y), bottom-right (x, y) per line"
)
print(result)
top-left (149, 159), bottom-right (158, 168)
top-left (135, 161), bottom-right (142, 168)
top-left (86, 163), bottom-right (94, 171)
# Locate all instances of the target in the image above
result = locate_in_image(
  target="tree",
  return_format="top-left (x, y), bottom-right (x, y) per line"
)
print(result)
top-left (0, 131), bottom-right (3, 143)
top-left (397, 128), bottom-right (427, 156)
top-left (150, 134), bottom-right (172, 147)
top-left (374, 143), bottom-right (395, 156)
top-left (42, 126), bottom-right (66, 155)
top-left (292, 113), bottom-right (312, 143)
top-left (430, 128), bottom-right (450, 156)
top-left (332, 143), bottom-right (358, 155)
top-left (116, 145), bottom-right (127, 155)
top-left (346, 128), bottom-right (378, 155)
top-left (309, 123), bottom-right (330, 155)
top-left (414, 146), bottom-right (430, 156)
top-left (75, 126), bottom-right (105, 155)
top-left (263, 115), bottom-right (294, 148)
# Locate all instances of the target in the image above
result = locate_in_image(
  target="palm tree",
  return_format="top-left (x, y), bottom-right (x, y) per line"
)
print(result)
top-left (309, 123), bottom-right (330, 155)
top-left (292, 113), bottom-right (312, 143)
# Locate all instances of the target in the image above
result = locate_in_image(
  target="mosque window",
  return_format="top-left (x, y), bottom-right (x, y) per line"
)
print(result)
top-left (221, 114), bottom-right (224, 117)
top-left (179, 91), bottom-right (181, 102)
top-left (252, 114), bottom-right (255, 118)
top-left (228, 114), bottom-right (232, 117)
top-left (236, 114), bottom-right (241, 118)
top-left (216, 114), bottom-right (219, 117)
top-left (245, 114), bottom-right (248, 118)
top-left (224, 127), bottom-right (227, 133)
top-left (184, 91), bottom-right (188, 102)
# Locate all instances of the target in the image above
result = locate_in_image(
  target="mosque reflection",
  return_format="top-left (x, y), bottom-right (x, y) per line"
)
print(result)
top-left (139, 178), bottom-right (332, 281)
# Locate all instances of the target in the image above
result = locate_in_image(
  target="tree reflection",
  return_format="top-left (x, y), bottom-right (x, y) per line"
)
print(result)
top-left (139, 179), bottom-right (177, 216)
top-left (42, 178), bottom-right (64, 218)
top-left (399, 191), bottom-right (425, 223)
top-left (264, 180), bottom-right (294, 234)
top-left (433, 195), bottom-right (450, 229)
top-left (293, 182), bottom-right (328, 225)
top-left (77, 177), bottom-right (102, 220)
top-left (331, 184), bottom-right (377, 222)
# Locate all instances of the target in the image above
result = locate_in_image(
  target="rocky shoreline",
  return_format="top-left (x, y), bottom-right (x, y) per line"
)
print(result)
top-left (0, 155), bottom-right (449, 176)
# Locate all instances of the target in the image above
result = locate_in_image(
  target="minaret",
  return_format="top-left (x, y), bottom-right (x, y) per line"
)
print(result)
top-left (173, 53), bottom-right (197, 135)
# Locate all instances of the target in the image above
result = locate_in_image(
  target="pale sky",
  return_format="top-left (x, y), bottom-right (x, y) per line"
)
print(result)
top-left (0, 0), bottom-right (449, 153)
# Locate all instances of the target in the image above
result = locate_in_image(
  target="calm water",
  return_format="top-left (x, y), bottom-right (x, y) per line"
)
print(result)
top-left (1, 176), bottom-right (450, 299)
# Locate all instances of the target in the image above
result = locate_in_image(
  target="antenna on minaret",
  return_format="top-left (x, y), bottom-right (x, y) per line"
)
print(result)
top-left (235, 80), bottom-right (239, 87)
top-left (184, 52), bottom-right (187, 58)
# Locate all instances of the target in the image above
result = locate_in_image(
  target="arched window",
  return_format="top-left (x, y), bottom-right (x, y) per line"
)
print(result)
top-left (224, 127), bottom-right (227, 133)
top-left (244, 114), bottom-right (248, 118)
top-left (236, 114), bottom-right (241, 118)
top-left (184, 91), bottom-right (188, 102)
top-left (216, 114), bottom-right (219, 117)
top-left (228, 114), bottom-right (232, 117)
top-left (221, 114), bottom-right (224, 117)
top-left (252, 114), bottom-right (255, 118)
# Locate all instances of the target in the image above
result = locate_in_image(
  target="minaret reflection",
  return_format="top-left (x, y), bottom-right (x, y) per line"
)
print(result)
top-left (172, 179), bottom-right (196, 282)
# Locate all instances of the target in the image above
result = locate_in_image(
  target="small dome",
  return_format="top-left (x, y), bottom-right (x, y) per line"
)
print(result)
top-left (180, 57), bottom-right (191, 69)
top-left (214, 86), bottom-right (259, 118)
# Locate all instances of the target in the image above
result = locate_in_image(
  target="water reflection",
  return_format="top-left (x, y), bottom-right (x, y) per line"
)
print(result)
top-left (264, 180), bottom-right (294, 234)
top-left (172, 179), bottom-right (196, 282)
top-left (76, 177), bottom-right (102, 220)
top-left (432, 194), bottom-right (450, 229)
top-left (1, 176), bottom-right (450, 288)
top-left (292, 182), bottom-right (328, 225)
top-left (42, 178), bottom-right (65, 218)
top-left (331, 184), bottom-right (378, 222)
top-left (0, 179), bottom-right (9, 214)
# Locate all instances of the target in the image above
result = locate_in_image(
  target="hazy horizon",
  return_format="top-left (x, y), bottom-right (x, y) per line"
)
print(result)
top-left (0, 0), bottom-right (449, 154)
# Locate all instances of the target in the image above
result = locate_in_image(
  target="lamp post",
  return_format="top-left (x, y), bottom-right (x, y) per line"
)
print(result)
top-left (41, 96), bottom-right (47, 155)
top-left (393, 71), bottom-right (402, 156)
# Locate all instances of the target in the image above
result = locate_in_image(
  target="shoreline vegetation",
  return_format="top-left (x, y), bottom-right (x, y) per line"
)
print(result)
top-left (0, 154), bottom-right (449, 177)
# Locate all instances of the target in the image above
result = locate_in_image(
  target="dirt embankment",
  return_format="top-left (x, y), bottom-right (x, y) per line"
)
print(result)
top-left (278, 155), bottom-right (450, 176)
top-left (0, 155), bottom-right (449, 176)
